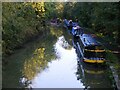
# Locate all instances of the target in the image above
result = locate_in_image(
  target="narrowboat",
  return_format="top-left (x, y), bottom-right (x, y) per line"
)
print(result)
top-left (74, 34), bottom-right (106, 64)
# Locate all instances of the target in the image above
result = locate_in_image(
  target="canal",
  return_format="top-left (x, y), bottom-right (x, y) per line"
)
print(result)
top-left (2, 25), bottom-right (115, 89)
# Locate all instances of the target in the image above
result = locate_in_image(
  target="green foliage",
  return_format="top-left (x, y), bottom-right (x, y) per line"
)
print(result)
top-left (44, 2), bottom-right (64, 19)
top-left (2, 2), bottom-right (46, 55)
top-left (2, 2), bottom-right (119, 56)
top-left (62, 2), bottom-right (119, 45)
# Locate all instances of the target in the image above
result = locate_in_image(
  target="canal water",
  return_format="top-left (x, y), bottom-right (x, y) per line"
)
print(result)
top-left (2, 26), bottom-right (114, 89)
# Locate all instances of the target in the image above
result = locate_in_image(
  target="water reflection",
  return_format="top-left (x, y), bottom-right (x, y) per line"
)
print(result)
top-left (50, 26), bottom-right (63, 38)
top-left (30, 36), bottom-right (85, 88)
top-left (76, 61), bottom-right (113, 88)
top-left (19, 47), bottom-right (48, 88)
top-left (22, 48), bottom-right (47, 80)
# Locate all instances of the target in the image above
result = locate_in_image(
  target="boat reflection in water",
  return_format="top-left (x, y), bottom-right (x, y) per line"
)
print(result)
top-left (76, 60), bottom-right (113, 89)
top-left (72, 37), bottom-right (115, 89)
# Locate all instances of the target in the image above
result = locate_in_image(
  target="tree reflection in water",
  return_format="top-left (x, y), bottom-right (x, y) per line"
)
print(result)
top-left (19, 27), bottom-right (64, 88)
top-left (30, 36), bottom-right (84, 88)
top-left (22, 48), bottom-right (47, 80)
top-left (20, 47), bottom-right (48, 88)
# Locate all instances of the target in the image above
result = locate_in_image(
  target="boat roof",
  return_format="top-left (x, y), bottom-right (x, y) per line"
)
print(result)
top-left (80, 34), bottom-right (101, 47)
